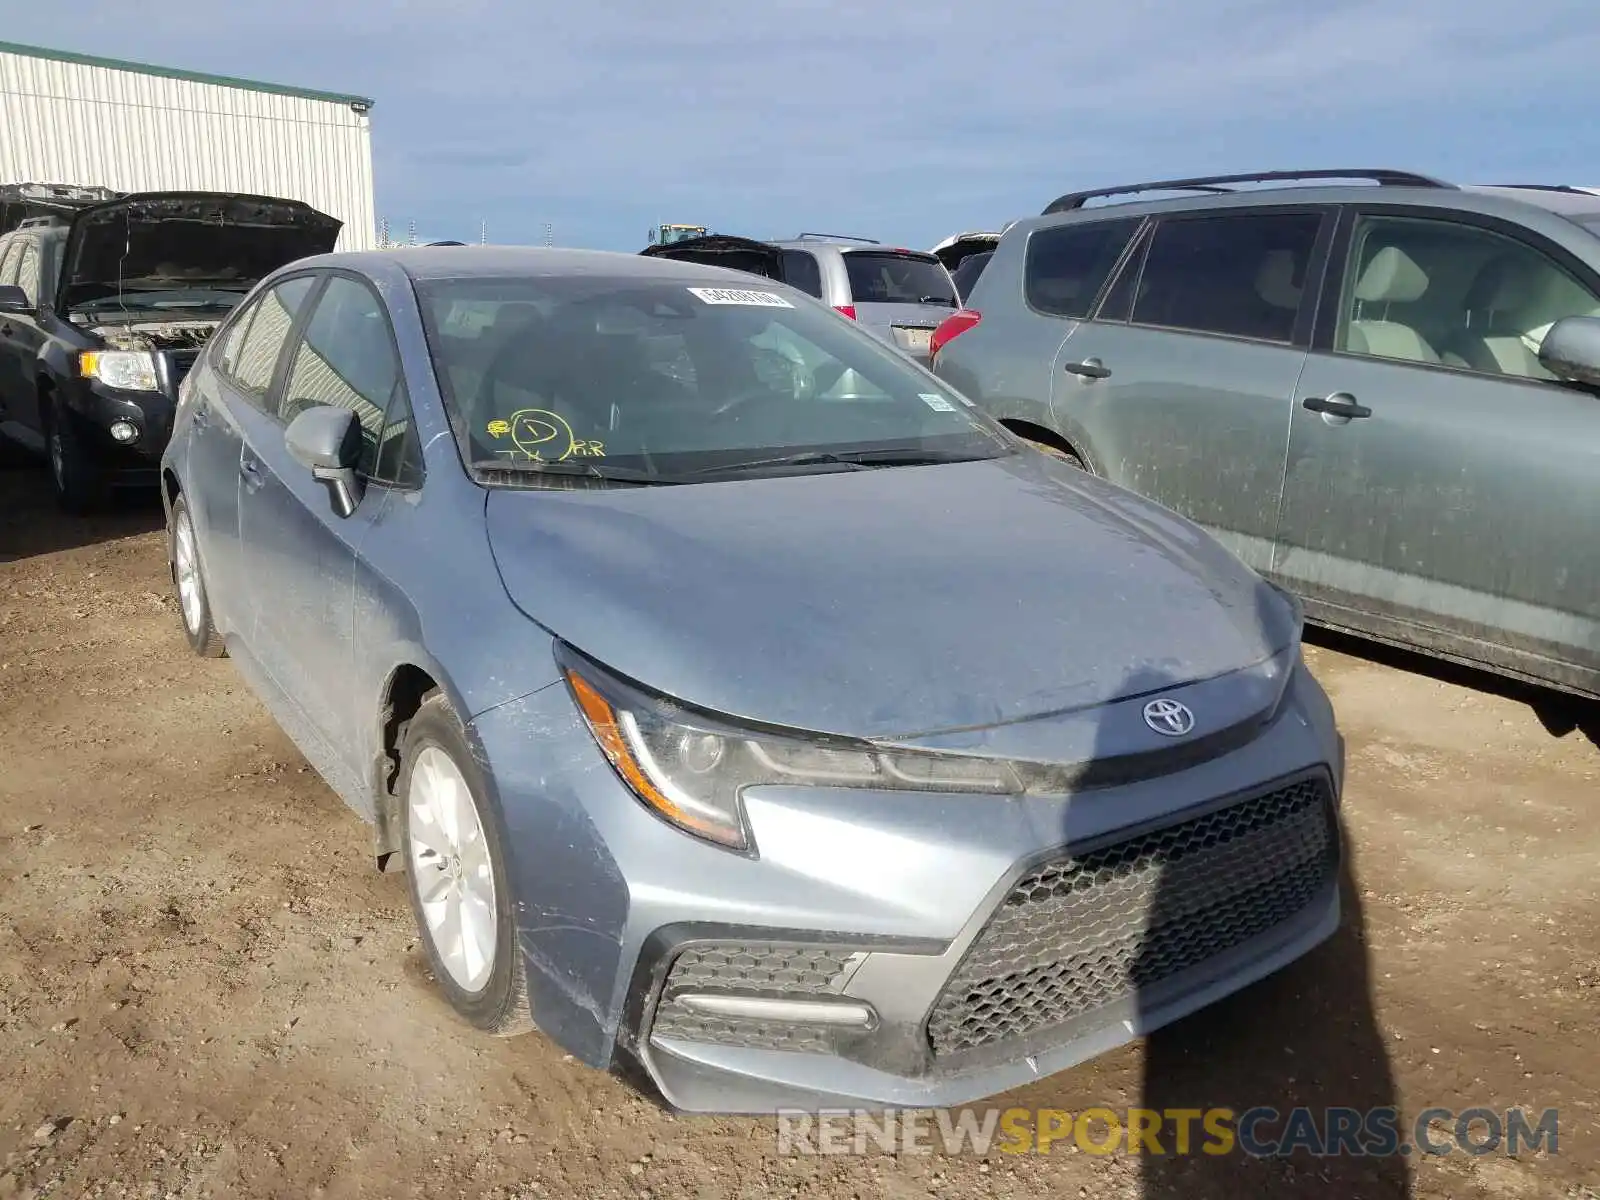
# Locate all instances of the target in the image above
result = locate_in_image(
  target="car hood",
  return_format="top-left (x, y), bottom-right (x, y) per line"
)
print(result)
top-left (484, 454), bottom-right (1297, 739)
top-left (58, 191), bottom-right (342, 313)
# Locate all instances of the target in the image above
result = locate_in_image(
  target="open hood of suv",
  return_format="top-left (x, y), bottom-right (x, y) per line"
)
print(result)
top-left (639, 233), bottom-right (785, 280)
top-left (57, 191), bottom-right (342, 313)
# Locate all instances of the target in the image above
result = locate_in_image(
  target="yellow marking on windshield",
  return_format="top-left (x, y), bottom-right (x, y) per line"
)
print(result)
top-left (485, 409), bottom-right (605, 460)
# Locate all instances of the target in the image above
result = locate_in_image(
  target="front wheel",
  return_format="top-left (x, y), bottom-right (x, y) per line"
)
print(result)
top-left (45, 397), bottom-right (110, 515)
top-left (398, 692), bottom-right (532, 1036)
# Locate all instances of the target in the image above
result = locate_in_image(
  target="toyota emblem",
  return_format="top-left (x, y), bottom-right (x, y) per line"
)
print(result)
top-left (1142, 698), bottom-right (1195, 737)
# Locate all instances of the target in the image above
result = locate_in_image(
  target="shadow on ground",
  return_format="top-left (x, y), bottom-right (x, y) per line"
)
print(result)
top-left (1305, 624), bottom-right (1600, 749)
top-left (0, 440), bottom-right (164, 563)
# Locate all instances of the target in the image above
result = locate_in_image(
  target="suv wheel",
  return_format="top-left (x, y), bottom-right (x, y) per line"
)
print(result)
top-left (45, 396), bottom-right (110, 514)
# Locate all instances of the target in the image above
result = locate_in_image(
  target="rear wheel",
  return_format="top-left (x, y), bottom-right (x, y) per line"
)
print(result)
top-left (398, 692), bottom-right (532, 1036)
top-left (45, 395), bottom-right (110, 514)
top-left (169, 495), bottom-right (226, 658)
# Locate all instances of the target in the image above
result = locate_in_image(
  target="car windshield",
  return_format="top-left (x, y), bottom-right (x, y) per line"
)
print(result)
top-left (841, 251), bottom-right (958, 307)
top-left (415, 274), bottom-right (1011, 485)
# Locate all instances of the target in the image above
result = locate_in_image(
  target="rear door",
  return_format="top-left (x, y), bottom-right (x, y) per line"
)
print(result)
top-left (1046, 205), bottom-right (1333, 573)
top-left (838, 248), bottom-right (960, 363)
top-left (1273, 205), bottom-right (1600, 687)
top-left (185, 273), bottom-right (319, 637)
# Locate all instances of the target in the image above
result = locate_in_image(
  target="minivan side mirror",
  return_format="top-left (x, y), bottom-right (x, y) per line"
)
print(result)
top-left (0, 284), bottom-right (32, 313)
top-left (1537, 315), bottom-right (1600, 388)
top-left (285, 404), bottom-right (365, 518)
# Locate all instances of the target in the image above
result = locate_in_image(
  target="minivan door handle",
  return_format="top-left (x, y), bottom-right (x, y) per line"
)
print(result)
top-left (1302, 392), bottom-right (1372, 419)
top-left (239, 452), bottom-right (265, 491)
top-left (1063, 357), bottom-right (1111, 380)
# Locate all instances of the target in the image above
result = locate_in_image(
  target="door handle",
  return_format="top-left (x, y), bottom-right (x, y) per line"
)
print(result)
top-left (1302, 392), bottom-right (1372, 419)
top-left (1063, 357), bottom-right (1111, 380)
top-left (190, 404), bottom-right (211, 430)
top-left (239, 454), bottom-right (264, 490)
top-left (0, 324), bottom-right (12, 337)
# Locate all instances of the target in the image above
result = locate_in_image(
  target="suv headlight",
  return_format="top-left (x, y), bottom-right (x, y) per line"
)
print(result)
top-left (79, 350), bottom-right (159, 392)
top-left (559, 647), bottom-right (1020, 855)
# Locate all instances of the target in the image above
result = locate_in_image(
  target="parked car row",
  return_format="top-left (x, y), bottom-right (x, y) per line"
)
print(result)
top-left (17, 165), bottom-right (1597, 1117)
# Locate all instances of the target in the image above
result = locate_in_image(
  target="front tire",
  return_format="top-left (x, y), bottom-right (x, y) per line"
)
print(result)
top-left (169, 495), bottom-right (226, 658)
top-left (45, 396), bottom-right (110, 515)
top-left (398, 692), bottom-right (532, 1036)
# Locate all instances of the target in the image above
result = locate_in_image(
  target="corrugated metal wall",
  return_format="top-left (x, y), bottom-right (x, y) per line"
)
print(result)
top-left (0, 49), bottom-right (375, 250)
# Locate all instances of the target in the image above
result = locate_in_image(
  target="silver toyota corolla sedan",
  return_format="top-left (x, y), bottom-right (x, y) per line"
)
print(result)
top-left (158, 246), bottom-right (1344, 1114)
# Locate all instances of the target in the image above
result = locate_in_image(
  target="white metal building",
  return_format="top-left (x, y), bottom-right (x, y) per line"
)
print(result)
top-left (0, 40), bottom-right (376, 250)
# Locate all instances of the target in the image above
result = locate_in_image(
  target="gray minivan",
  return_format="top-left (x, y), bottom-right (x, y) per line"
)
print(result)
top-left (931, 168), bottom-right (1600, 702)
top-left (642, 233), bottom-right (959, 364)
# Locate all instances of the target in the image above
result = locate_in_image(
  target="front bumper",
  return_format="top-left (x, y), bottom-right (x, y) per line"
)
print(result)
top-left (61, 373), bottom-right (181, 468)
top-left (472, 663), bottom-right (1344, 1114)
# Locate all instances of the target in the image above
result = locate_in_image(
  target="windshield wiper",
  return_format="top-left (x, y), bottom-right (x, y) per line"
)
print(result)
top-left (471, 459), bottom-right (680, 486)
top-left (691, 446), bottom-right (987, 477)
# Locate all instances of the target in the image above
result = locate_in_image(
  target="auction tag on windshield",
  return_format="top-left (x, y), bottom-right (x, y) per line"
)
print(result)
top-left (919, 392), bottom-right (958, 412)
top-left (686, 287), bottom-right (794, 308)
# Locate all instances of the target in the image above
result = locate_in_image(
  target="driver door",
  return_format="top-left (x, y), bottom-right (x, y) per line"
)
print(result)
top-left (235, 272), bottom-right (404, 793)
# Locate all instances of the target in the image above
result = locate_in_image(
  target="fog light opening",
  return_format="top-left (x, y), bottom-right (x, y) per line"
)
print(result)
top-left (109, 420), bottom-right (138, 444)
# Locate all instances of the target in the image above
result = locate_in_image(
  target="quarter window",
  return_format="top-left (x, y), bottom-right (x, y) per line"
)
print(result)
top-left (1024, 218), bottom-right (1142, 319)
top-left (1131, 211), bottom-right (1322, 343)
top-left (1335, 214), bottom-right (1600, 379)
top-left (779, 249), bottom-right (824, 299)
top-left (225, 276), bottom-right (318, 408)
top-left (0, 239), bottom-right (22, 288)
top-left (281, 275), bottom-right (410, 480)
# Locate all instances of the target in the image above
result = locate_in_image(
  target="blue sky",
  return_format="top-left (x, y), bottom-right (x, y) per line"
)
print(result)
top-left (5, 1), bottom-right (1598, 251)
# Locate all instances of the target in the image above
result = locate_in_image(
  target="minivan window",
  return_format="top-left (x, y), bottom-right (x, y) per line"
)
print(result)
top-left (1131, 211), bottom-right (1322, 344)
top-left (779, 249), bottom-right (824, 299)
top-left (1024, 218), bottom-right (1141, 319)
top-left (951, 250), bottom-right (993, 303)
top-left (842, 251), bottom-right (957, 307)
top-left (416, 275), bottom-right (1008, 484)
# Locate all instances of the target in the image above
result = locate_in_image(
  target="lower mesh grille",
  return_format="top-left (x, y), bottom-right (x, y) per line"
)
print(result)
top-left (926, 775), bottom-right (1336, 1057)
top-left (650, 943), bottom-right (855, 1054)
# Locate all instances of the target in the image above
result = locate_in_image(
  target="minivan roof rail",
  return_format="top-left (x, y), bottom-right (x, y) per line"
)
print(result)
top-left (1484, 183), bottom-right (1590, 194)
top-left (795, 232), bottom-right (881, 244)
top-left (1042, 169), bottom-right (1456, 215)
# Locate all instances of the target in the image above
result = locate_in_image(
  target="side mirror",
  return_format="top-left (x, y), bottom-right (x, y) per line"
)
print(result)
top-left (1537, 315), bottom-right (1600, 388)
top-left (285, 404), bottom-right (365, 518)
top-left (0, 284), bottom-right (32, 313)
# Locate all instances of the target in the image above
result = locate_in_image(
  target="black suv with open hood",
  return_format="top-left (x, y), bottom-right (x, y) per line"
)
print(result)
top-left (0, 188), bottom-right (341, 512)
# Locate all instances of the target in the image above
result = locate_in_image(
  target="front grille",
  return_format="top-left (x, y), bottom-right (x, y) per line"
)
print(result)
top-left (167, 348), bottom-right (201, 389)
top-left (926, 775), bottom-right (1337, 1057)
top-left (649, 942), bottom-right (856, 1054)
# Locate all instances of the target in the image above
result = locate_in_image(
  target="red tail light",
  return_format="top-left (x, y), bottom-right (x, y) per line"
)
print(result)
top-left (929, 309), bottom-right (981, 360)
top-left (833, 304), bottom-right (857, 320)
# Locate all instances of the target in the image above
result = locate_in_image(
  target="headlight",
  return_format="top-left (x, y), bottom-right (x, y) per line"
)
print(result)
top-left (79, 350), bottom-right (159, 392)
top-left (560, 650), bottom-right (1021, 855)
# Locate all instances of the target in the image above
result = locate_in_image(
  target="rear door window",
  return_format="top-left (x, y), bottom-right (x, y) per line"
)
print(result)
top-left (779, 249), bottom-right (824, 298)
top-left (843, 251), bottom-right (957, 306)
top-left (224, 276), bottom-right (319, 410)
top-left (1131, 210), bottom-right (1323, 343)
top-left (1024, 218), bottom-right (1142, 318)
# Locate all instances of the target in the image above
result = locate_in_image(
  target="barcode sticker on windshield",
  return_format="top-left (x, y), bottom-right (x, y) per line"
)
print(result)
top-left (919, 392), bottom-right (958, 412)
top-left (686, 287), bottom-right (794, 308)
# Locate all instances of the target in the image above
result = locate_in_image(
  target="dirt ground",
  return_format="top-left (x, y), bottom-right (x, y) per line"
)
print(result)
top-left (1, 452), bottom-right (1596, 1200)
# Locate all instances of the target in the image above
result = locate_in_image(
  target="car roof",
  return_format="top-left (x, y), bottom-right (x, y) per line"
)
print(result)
top-left (308, 245), bottom-right (785, 283)
top-left (1007, 181), bottom-right (1600, 237)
